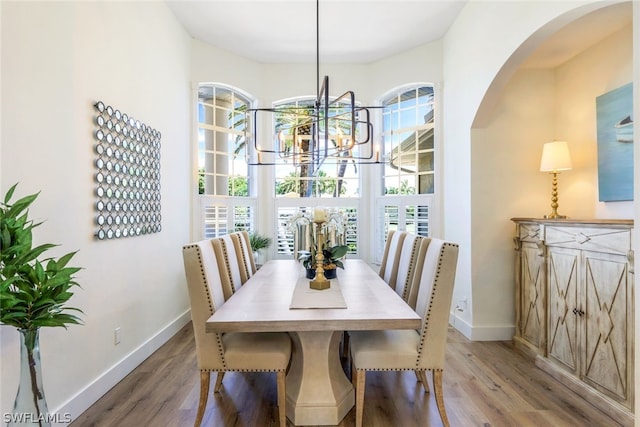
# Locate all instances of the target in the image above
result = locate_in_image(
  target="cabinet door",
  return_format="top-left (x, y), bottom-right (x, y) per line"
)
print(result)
top-left (581, 250), bottom-right (631, 407)
top-left (520, 241), bottom-right (545, 350)
top-left (547, 246), bottom-right (579, 374)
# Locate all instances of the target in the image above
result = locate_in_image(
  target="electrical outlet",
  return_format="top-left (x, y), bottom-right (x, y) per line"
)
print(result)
top-left (114, 327), bottom-right (121, 345)
top-left (456, 298), bottom-right (468, 312)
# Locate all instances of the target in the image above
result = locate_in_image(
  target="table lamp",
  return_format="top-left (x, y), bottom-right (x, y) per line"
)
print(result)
top-left (540, 140), bottom-right (572, 219)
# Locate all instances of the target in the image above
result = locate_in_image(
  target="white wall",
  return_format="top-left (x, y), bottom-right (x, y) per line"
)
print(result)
top-left (469, 68), bottom-right (557, 337)
top-left (0, 1), bottom-right (191, 422)
top-left (555, 24), bottom-right (634, 219)
top-left (443, 0), bottom-right (631, 339)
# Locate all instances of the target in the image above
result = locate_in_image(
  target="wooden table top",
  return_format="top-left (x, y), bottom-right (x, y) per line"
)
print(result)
top-left (206, 259), bottom-right (421, 333)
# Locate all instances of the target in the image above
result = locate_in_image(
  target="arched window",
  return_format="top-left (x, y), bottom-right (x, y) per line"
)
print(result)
top-left (382, 85), bottom-right (434, 195)
top-left (375, 84), bottom-right (435, 261)
top-left (198, 84), bottom-right (251, 196)
top-left (197, 84), bottom-right (255, 238)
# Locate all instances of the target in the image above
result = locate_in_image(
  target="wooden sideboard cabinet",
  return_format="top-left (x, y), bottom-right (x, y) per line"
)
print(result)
top-left (512, 218), bottom-right (634, 425)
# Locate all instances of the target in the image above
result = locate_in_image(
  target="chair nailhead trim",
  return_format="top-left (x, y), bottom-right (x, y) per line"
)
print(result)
top-left (355, 368), bottom-right (442, 372)
top-left (183, 243), bottom-right (227, 369)
top-left (201, 368), bottom-right (285, 373)
top-left (416, 242), bottom-right (459, 369)
top-left (234, 233), bottom-right (251, 279)
top-left (401, 238), bottom-right (422, 301)
top-left (219, 239), bottom-right (237, 294)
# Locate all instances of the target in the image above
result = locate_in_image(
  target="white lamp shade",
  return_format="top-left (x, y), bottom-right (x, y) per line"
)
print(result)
top-left (540, 141), bottom-right (572, 172)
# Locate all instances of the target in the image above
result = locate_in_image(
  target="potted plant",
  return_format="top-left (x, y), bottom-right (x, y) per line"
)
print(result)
top-left (248, 231), bottom-right (272, 254)
top-left (248, 231), bottom-right (272, 266)
top-left (298, 244), bottom-right (348, 280)
top-left (0, 184), bottom-right (83, 426)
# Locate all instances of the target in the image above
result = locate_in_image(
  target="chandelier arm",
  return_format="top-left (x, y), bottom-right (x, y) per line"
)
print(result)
top-left (249, 0), bottom-right (380, 167)
top-left (354, 108), bottom-right (373, 145)
top-left (250, 109), bottom-right (285, 156)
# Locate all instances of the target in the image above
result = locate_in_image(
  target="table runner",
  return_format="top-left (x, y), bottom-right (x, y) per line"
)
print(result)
top-left (289, 274), bottom-right (347, 309)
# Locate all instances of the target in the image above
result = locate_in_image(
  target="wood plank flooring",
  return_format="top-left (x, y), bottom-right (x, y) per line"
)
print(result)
top-left (71, 324), bottom-right (622, 427)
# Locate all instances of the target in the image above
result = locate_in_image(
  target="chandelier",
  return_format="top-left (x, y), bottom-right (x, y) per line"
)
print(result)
top-left (246, 0), bottom-right (379, 167)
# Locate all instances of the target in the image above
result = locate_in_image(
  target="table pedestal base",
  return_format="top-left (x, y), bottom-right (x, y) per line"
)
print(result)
top-left (286, 331), bottom-right (354, 426)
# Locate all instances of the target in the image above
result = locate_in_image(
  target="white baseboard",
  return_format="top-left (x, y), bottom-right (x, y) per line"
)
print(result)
top-left (449, 311), bottom-right (473, 339)
top-left (449, 311), bottom-right (515, 341)
top-left (52, 310), bottom-right (191, 426)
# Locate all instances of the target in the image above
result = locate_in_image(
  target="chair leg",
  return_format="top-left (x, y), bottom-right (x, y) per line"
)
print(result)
top-left (195, 371), bottom-right (210, 427)
top-left (351, 360), bottom-right (357, 388)
top-left (214, 371), bottom-right (225, 392)
top-left (433, 370), bottom-right (450, 427)
top-left (415, 370), bottom-right (430, 393)
top-left (355, 370), bottom-right (366, 427)
top-left (276, 371), bottom-right (287, 427)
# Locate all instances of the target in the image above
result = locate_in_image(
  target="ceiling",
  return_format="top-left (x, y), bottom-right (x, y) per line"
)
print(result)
top-left (166, 1), bottom-right (632, 67)
top-left (522, 2), bottom-right (632, 69)
top-left (166, 0), bottom-right (467, 64)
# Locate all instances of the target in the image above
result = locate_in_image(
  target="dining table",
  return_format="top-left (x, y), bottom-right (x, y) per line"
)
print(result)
top-left (206, 258), bottom-right (421, 426)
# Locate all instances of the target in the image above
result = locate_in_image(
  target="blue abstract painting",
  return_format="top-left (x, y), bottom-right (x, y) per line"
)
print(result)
top-left (596, 82), bottom-right (634, 202)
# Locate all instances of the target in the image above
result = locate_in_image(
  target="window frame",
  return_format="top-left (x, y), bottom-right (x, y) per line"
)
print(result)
top-left (195, 82), bottom-right (257, 239)
top-left (373, 83), bottom-right (438, 264)
top-left (381, 84), bottom-right (435, 196)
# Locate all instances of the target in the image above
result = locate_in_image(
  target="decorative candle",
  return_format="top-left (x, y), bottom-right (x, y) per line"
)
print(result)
top-left (314, 207), bottom-right (327, 222)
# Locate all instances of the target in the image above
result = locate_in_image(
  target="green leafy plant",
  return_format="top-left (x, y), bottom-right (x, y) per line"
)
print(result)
top-left (0, 184), bottom-right (83, 331)
top-left (298, 244), bottom-right (348, 271)
top-left (1, 184), bottom-right (83, 422)
top-left (248, 232), bottom-right (272, 253)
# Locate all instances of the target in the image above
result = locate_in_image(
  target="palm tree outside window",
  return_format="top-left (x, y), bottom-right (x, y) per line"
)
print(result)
top-left (271, 97), bottom-right (361, 258)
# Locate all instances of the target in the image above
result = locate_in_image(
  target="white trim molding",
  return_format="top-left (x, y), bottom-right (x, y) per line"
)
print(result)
top-left (51, 310), bottom-right (192, 427)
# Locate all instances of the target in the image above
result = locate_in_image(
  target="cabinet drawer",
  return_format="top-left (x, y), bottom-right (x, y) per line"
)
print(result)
top-left (544, 226), bottom-right (631, 256)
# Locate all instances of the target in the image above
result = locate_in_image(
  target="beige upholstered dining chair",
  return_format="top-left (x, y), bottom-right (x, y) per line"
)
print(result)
top-left (182, 239), bottom-right (292, 427)
top-left (230, 230), bottom-right (256, 282)
top-left (393, 234), bottom-right (428, 309)
top-left (349, 238), bottom-right (459, 427)
top-left (378, 230), bottom-right (407, 289)
top-left (211, 234), bottom-right (244, 298)
top-left (343, 233), bottom-right (426, 360)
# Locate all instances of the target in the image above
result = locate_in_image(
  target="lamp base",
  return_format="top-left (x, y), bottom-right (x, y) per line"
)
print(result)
top-left (544, 214), bottom-right (567, 219)
top-left (310, 277), bottom-right (330, 290)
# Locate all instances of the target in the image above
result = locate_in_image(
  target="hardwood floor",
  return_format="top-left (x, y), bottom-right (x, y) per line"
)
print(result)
top-left (71, 324), bottom-right (622, 427)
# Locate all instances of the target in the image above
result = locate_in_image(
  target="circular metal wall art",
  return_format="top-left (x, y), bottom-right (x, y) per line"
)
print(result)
top-left (93, 100), bottom-right (162, 240)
